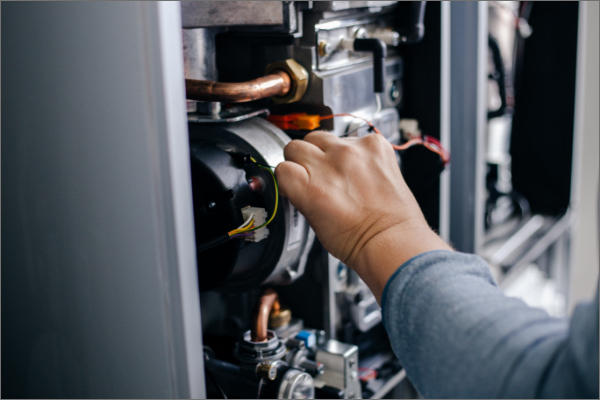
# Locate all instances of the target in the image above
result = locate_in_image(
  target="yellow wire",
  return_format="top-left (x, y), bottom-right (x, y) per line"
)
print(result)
top-left (228, 157), bottom-right (279, 237)
top-left (229, 214), bottom-right (255, 235)
top-left (244, 163), bottom-right (278, 233)
top-left (228, 218), bottom-right (255, 236)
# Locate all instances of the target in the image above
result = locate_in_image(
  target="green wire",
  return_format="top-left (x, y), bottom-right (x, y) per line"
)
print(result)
top-left (239, 157), bottom-right (279, 234)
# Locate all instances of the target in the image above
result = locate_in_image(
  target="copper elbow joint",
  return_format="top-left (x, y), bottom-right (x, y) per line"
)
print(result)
top-left (251, 288), bottom-right (280, 342)
top-left (185, 59), bottom-right (308, 104)
top-left (185, 70), bottom-right (291, 103)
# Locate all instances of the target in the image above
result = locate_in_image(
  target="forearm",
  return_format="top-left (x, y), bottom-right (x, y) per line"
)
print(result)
top-left (381, 250), bottom-right (578, 398)
top-left (349, 224), bottom-right (451, 303)
top-left (275, 129), bottom-right (598, 397)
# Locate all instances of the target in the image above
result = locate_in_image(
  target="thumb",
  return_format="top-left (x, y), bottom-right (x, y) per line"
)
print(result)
top-left (275, 160), bottom-right (309, 212)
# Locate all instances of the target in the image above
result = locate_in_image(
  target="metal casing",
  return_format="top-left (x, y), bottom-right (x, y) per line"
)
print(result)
top-left (315, 340), bottom-right (361, 399)
top-left (189, 118), bottom-right (314, 288)
top-left (2, 2), bottom-right (205, 397)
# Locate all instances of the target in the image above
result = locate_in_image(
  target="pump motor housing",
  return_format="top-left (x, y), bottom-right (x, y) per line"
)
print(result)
top-left (189, 118), bottom-right (313, 290)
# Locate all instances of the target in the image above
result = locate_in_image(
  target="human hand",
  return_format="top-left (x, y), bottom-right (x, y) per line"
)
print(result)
top-left (275, 131), bottom-right (451, 301)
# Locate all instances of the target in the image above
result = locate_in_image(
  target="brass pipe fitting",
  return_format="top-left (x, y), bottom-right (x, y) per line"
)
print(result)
top-left (265, 59), bottom-right (309, 104)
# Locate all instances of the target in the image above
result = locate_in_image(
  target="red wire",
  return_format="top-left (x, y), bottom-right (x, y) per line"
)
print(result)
top-left (358, 367), bottom-right (378, 382)
top-left (319, 113), bottom-right (450, 165)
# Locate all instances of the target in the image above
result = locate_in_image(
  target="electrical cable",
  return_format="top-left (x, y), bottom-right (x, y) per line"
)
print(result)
top-left (196, 156), bottom-right (279, 252)
top-left (488, 34), bottom-right (508, 119)
top-left (203, 348), bottom-right (229, 399)
top-left (358, 367), bottom-right (378, 382)
top-left (242, 157), bottom-right (279, 232)
top-left (319, 113), bottom-right (450, 165)
top-left (256, 378), bottom-right (265, 399)
top-left (227, 156), bottom-right (279, 239)
top-left (228, 213), bottom-right (256, 236)
top-left (198, 112), bottom-right (443, 252)
top-left (205, 368), bottom-right (228, 399)
top-left (197, 234), bottom-right (230, 253)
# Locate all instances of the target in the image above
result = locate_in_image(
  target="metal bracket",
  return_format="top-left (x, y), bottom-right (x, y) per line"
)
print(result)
top-left (188, 106), bottom-right (269, 124)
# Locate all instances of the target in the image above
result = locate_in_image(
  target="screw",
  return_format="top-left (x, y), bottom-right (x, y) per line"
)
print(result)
top-left (318, 40), bottom-right (332, 57)
top-left (256, 362), bottom-right (278, 381)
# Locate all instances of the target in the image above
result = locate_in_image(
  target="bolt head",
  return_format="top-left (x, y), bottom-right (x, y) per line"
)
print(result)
top-left (257, 362), bottom-right (279, 381)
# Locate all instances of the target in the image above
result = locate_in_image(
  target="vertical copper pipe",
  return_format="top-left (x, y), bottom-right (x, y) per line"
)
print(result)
top-left (185, 70), bottom-right (291, 103)
top-left (251, 288), bottom-right (280, 342)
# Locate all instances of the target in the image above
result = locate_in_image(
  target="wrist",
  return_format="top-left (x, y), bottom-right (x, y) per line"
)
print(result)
top-left (347, 220), bottom-right (452, 303)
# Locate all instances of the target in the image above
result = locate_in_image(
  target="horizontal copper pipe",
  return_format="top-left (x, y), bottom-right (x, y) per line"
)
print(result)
top-left (185, 70), bottom-right (291, 103)
top-left (251, 288), bottom-right (280, 342)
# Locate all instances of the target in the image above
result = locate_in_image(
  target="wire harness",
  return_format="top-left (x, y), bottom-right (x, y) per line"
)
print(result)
top-left (269, 112), bottom-right (450, 165)
top-left (227, 156), bottom-right (279, 239)
top-left (197, 155), bottom-right (279, 253)
top-left (322, 113), bottom-right (450, 165)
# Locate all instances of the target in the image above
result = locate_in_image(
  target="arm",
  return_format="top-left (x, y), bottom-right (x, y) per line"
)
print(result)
top-left (275, 130), bottom-right (450, 302)
top-left (382, 250), bottom-right (598, 398)
top-left (275, 130), bottom-right (599, 398)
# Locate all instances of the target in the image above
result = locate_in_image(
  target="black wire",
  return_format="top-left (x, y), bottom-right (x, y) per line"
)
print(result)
top-left (197, 234), bottom-right (230, 253)
top-left (488, 34), bottom-right (508, 119)
top-left (256, 378), bottom-right (265, 399)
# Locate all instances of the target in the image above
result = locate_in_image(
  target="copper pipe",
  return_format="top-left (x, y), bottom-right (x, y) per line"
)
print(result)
top-left (251, 288), bottom-right (280, 342)
top-left (185, 70), bottom-right (291, 103)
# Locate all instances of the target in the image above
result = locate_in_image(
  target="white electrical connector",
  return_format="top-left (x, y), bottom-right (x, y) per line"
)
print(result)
top-left (241, 206), bottom-right (269, 242)
top-left (398, 118), bottom-right (422, 140)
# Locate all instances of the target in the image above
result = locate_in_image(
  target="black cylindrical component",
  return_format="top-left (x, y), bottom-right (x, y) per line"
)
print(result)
top-left (353, 38), bottom-right (387, 93)
top-left (189, 118), bottom-right (312, 291)
top-left (299, 359), bottom-right (324, 376)
top-left (189, 131), bottom-right (285, 290)
top-left (487, 34), bottom-right (508, 119)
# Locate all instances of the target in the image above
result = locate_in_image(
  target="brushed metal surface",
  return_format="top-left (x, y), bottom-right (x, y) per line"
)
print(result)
top-left (2, 2), bottom-right (204, 397)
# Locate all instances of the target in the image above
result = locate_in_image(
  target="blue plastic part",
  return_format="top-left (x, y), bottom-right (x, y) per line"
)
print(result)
top-left (295, 330), bottom-right (316, 349)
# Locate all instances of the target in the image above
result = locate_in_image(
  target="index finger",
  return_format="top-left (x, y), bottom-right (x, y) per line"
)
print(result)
top-left (303, 130), bottom-right (341, 152)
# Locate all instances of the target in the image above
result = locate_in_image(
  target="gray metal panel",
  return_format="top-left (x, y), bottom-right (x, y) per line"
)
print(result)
top-left (156, 3), bottom-right (206, 397)
top-left (183, 28), bottom-right (219, 81)
top-left (447, 2), bottom-right (488, 253)
top-left (181, 1), bottom-right (284, 28)
top-left (2, 2), bottom-right (204, 397)
top-left (313, 1), bottom-right (397, 12)
top-left (439, 2), bottom-right (451, 242)
top-left (568, 1), bottom-right (600, 310)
